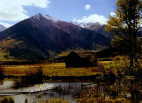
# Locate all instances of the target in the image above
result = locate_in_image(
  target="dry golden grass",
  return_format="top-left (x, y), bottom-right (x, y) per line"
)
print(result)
top-left (0, 63), bottom-right (101, 76)
top-left (99, 56), bottom-right (129, 74)
top-left (1, 55), bottom-right (140, 77)
top-left (40, 98), bottom-right (69, 103)
top-left (76, 97), bottom-right (130, 103)
top-left (42, 63), bottom-right (102, 76)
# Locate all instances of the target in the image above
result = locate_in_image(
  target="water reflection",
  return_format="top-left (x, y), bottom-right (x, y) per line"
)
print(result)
top-left (0, 83), bottom-right (85, 103)
top-left (0, 80), bottom-right (15, 89)
top-left (0, 79), bottom-right (142, 103)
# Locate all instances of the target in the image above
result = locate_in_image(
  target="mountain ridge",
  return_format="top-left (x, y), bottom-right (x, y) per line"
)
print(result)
top-left (0, 14), bottom-right (111, 60)
top-left (0, 24), bottom-right (6, 32)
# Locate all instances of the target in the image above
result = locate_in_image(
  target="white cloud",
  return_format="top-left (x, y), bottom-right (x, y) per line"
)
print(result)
top-left (0, 0), bottom-right (50, 22)
top-left (84, 4), bottom-right (91, 10)
top-left (110, 12), bottom-right (116, 17)
top-left (73, 14), bottom-right (108, 25)
top-left (0, 22), bottom-right (12, 28)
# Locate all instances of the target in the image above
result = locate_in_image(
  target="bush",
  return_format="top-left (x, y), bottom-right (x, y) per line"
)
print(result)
top-left (14, 67), bottom-right (44, 88)
top-left (0, 67), bottom-right (5, 79)
top-left (24, 67), bottom-right (44, 85)
top-left (0, 97), bottom-right (14, 103)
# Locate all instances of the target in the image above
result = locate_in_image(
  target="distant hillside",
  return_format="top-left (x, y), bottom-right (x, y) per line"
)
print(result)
top-left (79, 23), bottom-right (112, 49)
top-left (80, 23), bottom-right (112, 38)
top-left (0, 14), bottom-right (111, 60)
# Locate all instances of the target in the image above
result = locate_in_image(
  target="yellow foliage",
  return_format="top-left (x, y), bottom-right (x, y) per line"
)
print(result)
top-left (40, 98), bottom-right (69, 103)
top-left (99, 56), bottom-right (129, 74)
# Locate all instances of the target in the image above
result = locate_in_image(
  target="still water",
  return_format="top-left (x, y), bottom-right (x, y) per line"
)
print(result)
top-left (0, 78), bottom-right (142, 103)
top-left (0, 82), bottom-right (88, 103)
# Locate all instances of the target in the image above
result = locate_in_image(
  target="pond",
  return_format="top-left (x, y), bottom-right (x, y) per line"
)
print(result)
top-left (0, 78), bottom-right (142, 103)
top-left (0, 82), bottom-right (89, 103)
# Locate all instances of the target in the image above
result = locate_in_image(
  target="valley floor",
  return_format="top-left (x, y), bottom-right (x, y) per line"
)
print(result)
top-left (0, 62), bottom-right (102, 77)
top-left (0, 55), bottom-right (141, 77)
top-left (0, 56), bottom-right (141, 103)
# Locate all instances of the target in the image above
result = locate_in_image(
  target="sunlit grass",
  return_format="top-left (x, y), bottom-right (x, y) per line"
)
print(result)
top-left (99, 56), bottom-right (129, 74)
top-left (0, 55), bottom-right (141, 77)
top-left (0, 63), bottom-right (101, 77)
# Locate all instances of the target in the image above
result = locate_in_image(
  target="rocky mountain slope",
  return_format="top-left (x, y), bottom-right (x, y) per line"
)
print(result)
top-left (0, 14), bottom-right (110, 60)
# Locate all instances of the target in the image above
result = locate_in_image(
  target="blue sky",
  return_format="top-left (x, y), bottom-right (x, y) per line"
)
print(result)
top-left (0, 0), bottom-right (116, 27)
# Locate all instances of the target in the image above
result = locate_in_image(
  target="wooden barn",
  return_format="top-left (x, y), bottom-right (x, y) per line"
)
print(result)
top-left (65, 51), bottom-right (97, 68)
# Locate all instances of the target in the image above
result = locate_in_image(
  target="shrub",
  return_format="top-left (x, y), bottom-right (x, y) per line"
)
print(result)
top-left (0, 67), bottom-right (5, 79)
top-left (0, 97), bottom-right (14, 103)
top-left (24, 67), bottom-right (44, 85)
top-left (14, 66), bottom-right (44, 88)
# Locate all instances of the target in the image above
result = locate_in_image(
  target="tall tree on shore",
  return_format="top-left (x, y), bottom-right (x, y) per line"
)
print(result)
top-left (105, 0), bottom-right (142, 71)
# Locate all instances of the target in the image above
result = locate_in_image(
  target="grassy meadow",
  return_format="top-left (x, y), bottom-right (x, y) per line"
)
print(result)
top-left (0, 62), bottom-right (102, 77)
top-left (0, 55), bottom-right (138, 77)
